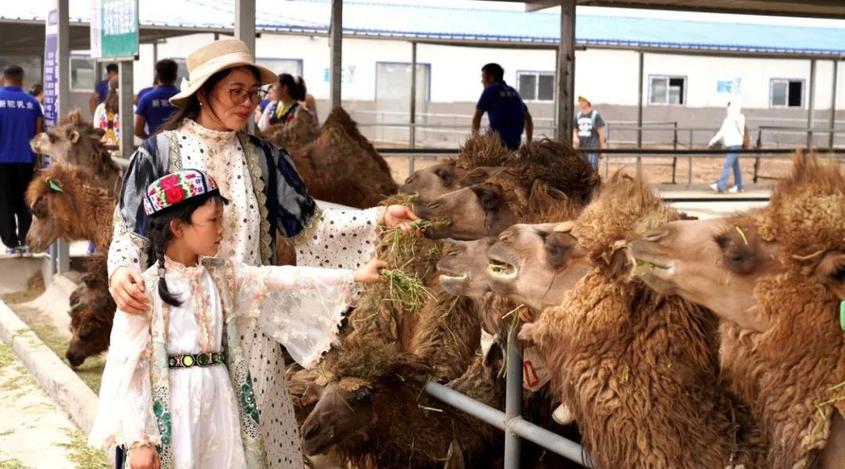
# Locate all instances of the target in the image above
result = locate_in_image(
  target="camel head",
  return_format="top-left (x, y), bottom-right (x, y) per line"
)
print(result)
top-left (30, 109), bottom-right (107, 167)
top-left (301, 378), bottom-right (375, 456)
top-left (66, 256), bottom-right (113, 367)
top-left (414, 180), bottom-right (521, 240)
top-left (436, 237), bottom-right (496, 300)
top-left (401, 159), bottom-right (503, 203)
top-left (300, 344), bottom-right (433, 458)
top-left (629, 212), bottom-right (782, 331)
top-left (487, 222), bottom-right (591, 314)
top-left (25, 165), bottom-right (80, 252)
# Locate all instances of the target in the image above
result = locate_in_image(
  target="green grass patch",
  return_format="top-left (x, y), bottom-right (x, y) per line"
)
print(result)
top-left (56, 428), bottom-right (109, 469)
top-left (0, 458), bottom-right (29, 469)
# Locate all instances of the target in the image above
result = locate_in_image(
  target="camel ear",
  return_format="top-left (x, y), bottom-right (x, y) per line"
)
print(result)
top-left (69, 109), bottom-right (81, 124)
top-left (68, 129), bottom-right (80, 144)
top-left (811, 250), bottom-right (845, 301)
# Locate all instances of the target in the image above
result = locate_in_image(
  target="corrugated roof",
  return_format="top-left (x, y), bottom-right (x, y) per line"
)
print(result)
top-left (3, 0), bottom-right (845, 56)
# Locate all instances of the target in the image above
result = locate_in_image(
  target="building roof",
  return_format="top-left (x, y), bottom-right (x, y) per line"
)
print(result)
top-left (2, 0), bottom-right (845, 58)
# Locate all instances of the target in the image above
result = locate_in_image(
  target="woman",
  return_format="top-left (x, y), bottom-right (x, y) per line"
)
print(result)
top-left (107, 38), bottom-right (416, 468)
top-left (93, 78), bottom-right (121, 146)
top-left (257, 73), bottom-right (310, 131)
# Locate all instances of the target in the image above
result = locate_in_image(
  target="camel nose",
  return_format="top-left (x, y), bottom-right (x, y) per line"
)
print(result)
top-left (404, 174), bottom-right (416, 185)
top-left (302, 420), bottom-right (321, 440)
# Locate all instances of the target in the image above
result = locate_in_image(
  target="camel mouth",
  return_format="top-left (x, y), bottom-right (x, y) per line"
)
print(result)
top-left (486, 258), bottom-right (518, 280)
top-left (630, 253), bottom-right (672, 277)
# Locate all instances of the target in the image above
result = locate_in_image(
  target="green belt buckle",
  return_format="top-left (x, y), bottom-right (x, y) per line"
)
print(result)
top-left (181, 355), bottom-right (195, 367)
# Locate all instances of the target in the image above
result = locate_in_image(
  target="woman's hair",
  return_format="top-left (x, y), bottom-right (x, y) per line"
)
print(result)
top-left (145, 191), bottom-right (229, 307)
top-left (29, 83), bottom-right (43, 97)
top-left (278, 73), bottom-right (306, 102)
top-left (104, 78), bottom-right (120, 114)
top-left (158, 65), bottom-right (262, 133)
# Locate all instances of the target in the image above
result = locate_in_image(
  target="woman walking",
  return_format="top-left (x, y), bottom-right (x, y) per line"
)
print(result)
top-left (105, 38), bottom-right (416, 468)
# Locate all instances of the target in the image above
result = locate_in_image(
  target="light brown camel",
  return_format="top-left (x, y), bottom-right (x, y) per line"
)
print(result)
top-left (29, 109), bottom-right (121, 192)
top-left (519, 173), bottom-right (761, 469)
top-left (400, 133), bottom-right (513, 202)
top-left (415, 139), bottom-right (599, 240)
top-left (630, 154), bottom-right (845, 468)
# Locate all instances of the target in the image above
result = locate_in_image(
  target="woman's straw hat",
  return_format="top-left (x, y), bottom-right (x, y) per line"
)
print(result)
top-left (169, 38), bottom-right (277, 108)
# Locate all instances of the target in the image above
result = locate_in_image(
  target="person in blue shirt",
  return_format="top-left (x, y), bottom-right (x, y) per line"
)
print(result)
top-left (0, 65), bottom-right (43, 256)
top-left (471, 63), bottom-right (533, 150)
top-left (135, 77), bottom-right (157, 106)
top-left (134, 59), bottom-right (180, 138)
top-left (89, 63), bottom-right (118, 114)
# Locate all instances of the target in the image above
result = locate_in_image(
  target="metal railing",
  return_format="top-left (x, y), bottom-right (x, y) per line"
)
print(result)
top-left (424, 327), bottom-right (592, 468)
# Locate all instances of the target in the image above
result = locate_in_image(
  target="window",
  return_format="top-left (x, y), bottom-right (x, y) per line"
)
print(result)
top-left (70, 57), bottom-right (96, 91)
top-left (770, 79), bottom-right (803, 108)
top-left (649, 75), bottom-right (686, 105)
top-left (257, 58), bottom-right (303, 78)
top-left (517, 71), bottom-right (554, 101)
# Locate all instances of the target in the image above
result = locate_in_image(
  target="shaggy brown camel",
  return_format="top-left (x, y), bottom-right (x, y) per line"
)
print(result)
top-left (519, 173), bottom-right (761, 469)
top-left (29, 109), bottom-right (121, 191)
top-left (400, 133), bottom-right (512, 202)
top-left (261, 107), bottom-right (320, 150)
top-left (631, 154), bottom-right (845, 468)
top-left (66, 255), bottom-right (115, 367)
top-left (25, 163), bottom-right (114, 254)
top-left (285, 108), bottom-right (398, 208)
top-left (415, 139), bottom-right (599, 240)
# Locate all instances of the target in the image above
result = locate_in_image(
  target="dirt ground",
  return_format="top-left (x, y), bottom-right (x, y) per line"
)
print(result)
top-left (382, 153), bottom-right (805, 190)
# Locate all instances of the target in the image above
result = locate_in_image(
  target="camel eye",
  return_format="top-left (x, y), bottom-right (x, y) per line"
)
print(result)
top-left (831, 264), bottom-right (845, 282)
top-left (434, 167), bottom-right (454, 187)
top-left (476, 190), bottom-right (499, 210)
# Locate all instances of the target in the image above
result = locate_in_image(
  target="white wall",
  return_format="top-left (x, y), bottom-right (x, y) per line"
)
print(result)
top-left (129, 32), bottom-right (844, 112)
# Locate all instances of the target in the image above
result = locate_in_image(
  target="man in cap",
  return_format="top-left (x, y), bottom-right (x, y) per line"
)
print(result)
top-left (573, 96), bottom-right (606, 170)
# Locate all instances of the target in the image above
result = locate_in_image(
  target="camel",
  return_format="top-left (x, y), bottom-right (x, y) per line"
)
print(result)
top-left (261, 107), bottom-right (320, 150)
top-left (29, 109), bottom-right (121, 192)
top-left (629, 154), bottom-right (845, 468)
top-left (25, 163), bottom-right (115, 254)
top-left (400, 133), bottom-right (513, 202)
top-left (66, 255), bottom-right (115, 368)
top-left (283, 107), bottom-right (398, 209)
top-left (415, 139), bottom-right (599, 240)
top-left (518, 173), bottom-right (761, 469)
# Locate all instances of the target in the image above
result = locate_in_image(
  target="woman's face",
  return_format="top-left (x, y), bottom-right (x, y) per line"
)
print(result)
top-left (270, 83), bottom-right (283, 101)
top-left (202, 67), bottom-right (261, 131)
top-left (277, 83), bottom-right (291, 102)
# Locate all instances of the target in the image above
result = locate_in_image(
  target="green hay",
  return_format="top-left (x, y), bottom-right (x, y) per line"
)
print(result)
top-left (0, 459), bottom-right (28, 469)
top-left (4, 303), bottom-right (105, 394)
top-left (55, 428), bottom-right (109, 469)
top-left (370, 270), bottom-right (435, 315)
top-left (0, 344), bottom-right (14, 369)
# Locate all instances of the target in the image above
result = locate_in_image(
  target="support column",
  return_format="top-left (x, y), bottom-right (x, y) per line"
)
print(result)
top-left (830, 60), bottom-right (839, 150)
top-left (330, 0), bottom-right (343, 110)
top-left (503, 325), bottom-right (523, 469)
top-left (637, 51), bottom-right (644, 148)
top-left (118, 61), bottom-right (134, 160)
top-left (55, 0), bottom-right (70, 275)
top-left (556, 0), bottom-right (576, 142)
top-left (235, 0), bottom-right (256, 55)
top-left (808, 59), bottom-right (816, 148)
top-left (409, 41), bottom-right (417, 151)
top-left (235, 0), bottom-right (256, 132)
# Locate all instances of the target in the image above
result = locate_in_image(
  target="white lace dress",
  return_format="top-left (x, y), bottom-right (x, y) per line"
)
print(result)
top-left (106, 119), bottom-right (383, 468)
top-left (90, 259), bottom-right (357, 469)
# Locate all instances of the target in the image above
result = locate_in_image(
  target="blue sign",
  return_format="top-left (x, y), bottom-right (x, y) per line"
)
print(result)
top-left (716, 80), bottom-right (733, 94)
top-left (43, 3), bottom-right (59, 128)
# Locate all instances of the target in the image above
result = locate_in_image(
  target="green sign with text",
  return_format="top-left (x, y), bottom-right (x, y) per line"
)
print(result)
top-left (93, 0), bottom-right (138, 59)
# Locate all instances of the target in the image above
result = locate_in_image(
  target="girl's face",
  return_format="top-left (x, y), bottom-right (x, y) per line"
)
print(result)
top-left (175, 198), bottom-right (224, 257)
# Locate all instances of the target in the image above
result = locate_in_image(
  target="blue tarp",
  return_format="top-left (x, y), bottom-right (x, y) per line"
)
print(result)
top-left (5, 0), bottom-right (845, 56)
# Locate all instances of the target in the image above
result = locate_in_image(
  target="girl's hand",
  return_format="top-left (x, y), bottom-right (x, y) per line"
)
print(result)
top-left (109, 267), bottom-right (150, 315)
top-left (354, 260), bottom-right (388, 284)
top-left (129, 445), bottom-right (160, 469)
top-left (382, 205), bottom-right (419, 234)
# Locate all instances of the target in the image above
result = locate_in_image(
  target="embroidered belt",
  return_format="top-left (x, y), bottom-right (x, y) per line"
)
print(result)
top-left (168, 351), bottom-right (226, 369)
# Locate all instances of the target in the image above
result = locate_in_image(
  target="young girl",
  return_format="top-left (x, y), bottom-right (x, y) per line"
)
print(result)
top-left (89, 169), bottom-right (385, 469)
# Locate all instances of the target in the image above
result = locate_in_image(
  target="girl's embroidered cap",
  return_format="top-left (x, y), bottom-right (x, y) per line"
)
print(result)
top-left (144, 169), bottom-right (220, 216)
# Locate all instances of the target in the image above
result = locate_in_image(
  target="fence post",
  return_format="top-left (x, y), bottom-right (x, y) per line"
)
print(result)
top-left (504, 325), bottom-right (523, 469)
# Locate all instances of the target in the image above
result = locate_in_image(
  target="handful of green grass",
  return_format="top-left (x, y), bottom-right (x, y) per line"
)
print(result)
top-left (371, 269), bottom-right (435, 314)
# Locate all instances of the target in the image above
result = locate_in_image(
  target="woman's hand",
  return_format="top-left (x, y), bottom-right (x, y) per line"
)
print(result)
top-left (109, 267), bottom-right (150, 315)
top-left (382, 205), bottom-right (419, 234)
top-left (353, 259), bottom-right (388, 284)
top-left (129, 444), bottom-right (160, 469)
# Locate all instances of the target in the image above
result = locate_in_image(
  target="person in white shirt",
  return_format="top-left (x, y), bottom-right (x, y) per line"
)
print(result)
top-left (708, 101), bottom-right (746, 193)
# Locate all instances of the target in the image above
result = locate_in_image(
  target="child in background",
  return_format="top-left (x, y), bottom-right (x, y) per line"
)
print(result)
top-left (89, 169), bottom-right (385, 469)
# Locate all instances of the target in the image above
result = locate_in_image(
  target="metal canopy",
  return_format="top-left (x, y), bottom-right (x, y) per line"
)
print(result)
top-left (520, 0), bottom-right (845, 19)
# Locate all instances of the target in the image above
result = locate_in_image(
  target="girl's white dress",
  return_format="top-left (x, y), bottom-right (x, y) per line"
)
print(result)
top-left (89, 258), bottom-right (356, 469)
